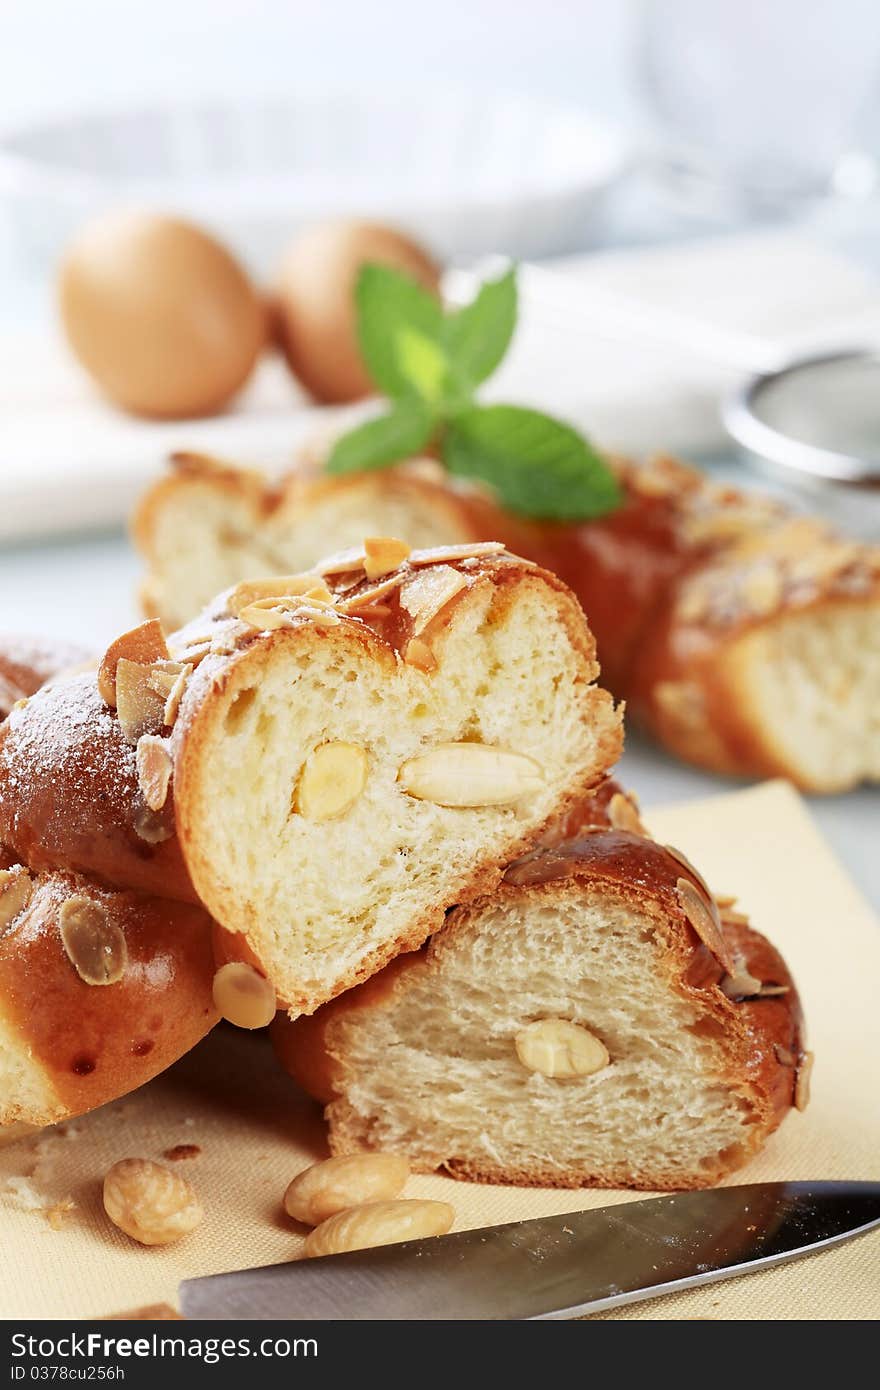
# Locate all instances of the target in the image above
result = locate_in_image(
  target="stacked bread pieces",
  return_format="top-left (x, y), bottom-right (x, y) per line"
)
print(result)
top-left (0, 543), bottom-right (620, 1125)
top-left (134, 449), bottom-right (880, 792)
top-left (0, 543), bottom-right (807, 1190)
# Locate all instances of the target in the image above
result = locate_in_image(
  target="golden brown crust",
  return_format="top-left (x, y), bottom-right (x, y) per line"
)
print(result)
top-left (481, 457), bottom-right (880, 788)
top-left (172, 549), bottom-right (622, 1014)
top-left (0, 674), bottom-right (195, 901)
top-left (134, 450), bottom-right (880, 789)
top-left (0, 867), bottom-right (218, 1126)
top-left (0, 634), bottom-right (91, 719)
top-left (273, 788), bottom-right (804, 1190)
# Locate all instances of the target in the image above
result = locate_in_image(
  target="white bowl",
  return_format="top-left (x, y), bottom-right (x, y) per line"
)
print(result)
top-left (0, 90), bottom-right (629, 272)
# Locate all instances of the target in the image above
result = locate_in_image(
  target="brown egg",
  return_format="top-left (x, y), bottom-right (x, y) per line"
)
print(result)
top-left (58, 211), bottom-right (265, 419)
top-left (275, 220), bottom-right (442, 404)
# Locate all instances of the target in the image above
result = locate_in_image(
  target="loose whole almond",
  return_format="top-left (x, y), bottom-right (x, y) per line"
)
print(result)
top-left (103, 1159), bottom-right (203, 1247)
top-left (364, 537), bottom-right (411, 580)
top-left (0, 867), bottom-right (33, 933)
top-left (98, 620), bottom-right (169, 708)
top-left (676, 877), bottom-right (733, 973)
top-left (212, 962), bottom-right (276, 1029)
top-left (59, 896), bottom-right (128, 986)
top-left (515, 1018), bottom-right (610, 1078)
top-left (398, 743), bottom-right (544, 807)
top-left (115, 659), bottom-right (165, 744)
top-left (304, 1200), bottom-right (454, 1258)
top-left (135, 735), bottom-right (173, 811)
top-left (284, 1154), bottom-right (410, 1226)
top-left (296, 742), bottom-right (368, 821)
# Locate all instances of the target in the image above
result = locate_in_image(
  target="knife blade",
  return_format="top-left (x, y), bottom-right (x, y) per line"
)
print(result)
top-left (179, 1180), bottom-right (880, 1321)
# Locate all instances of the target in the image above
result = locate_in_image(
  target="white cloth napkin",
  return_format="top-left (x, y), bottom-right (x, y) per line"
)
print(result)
top-left (2, 230), bottom-right (879, 542)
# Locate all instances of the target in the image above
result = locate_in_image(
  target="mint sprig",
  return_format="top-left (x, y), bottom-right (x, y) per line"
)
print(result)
top-left (327, 263), bottom-right (621, 522)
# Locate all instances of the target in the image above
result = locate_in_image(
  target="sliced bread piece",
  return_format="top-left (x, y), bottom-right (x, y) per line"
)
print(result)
top-left (273, 785), bottom-right (806, 1189)
top-left (0, 545), bottom-right (621, 1018)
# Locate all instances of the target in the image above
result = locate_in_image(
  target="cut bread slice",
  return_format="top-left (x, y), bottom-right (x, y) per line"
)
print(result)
top-left (173, 546), bottom-right (622, 1016)
top-left (273, 786), bottom-right (806, 1189)
top-left (0, 545), bottom-right (621, 1021)
top-left (134, 453), bottom-right (479, 630)
top-left (133, 451), bottom-right (880, 793)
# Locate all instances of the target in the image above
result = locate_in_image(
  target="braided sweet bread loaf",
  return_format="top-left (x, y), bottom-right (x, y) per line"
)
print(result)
top-left (134, 450), bottom-right (880, 792)
top-left (0, 859), bottom-right (217, 1127)
top-left (0, 639), bottom-right (218, 1128)
top-left (272, 782), bottom-right (808, 1190)
top-left (0, 544), bottom-right (621, 1019)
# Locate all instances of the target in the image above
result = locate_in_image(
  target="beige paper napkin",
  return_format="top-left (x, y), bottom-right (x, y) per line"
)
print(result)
top-left (1, 781), bottom-right (878, 1321)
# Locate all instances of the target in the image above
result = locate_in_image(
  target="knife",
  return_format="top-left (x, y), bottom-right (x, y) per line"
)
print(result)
top-left (179, 1180), bottom-right (880, 1320)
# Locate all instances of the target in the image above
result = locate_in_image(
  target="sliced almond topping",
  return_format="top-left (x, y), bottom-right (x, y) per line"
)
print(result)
top-left (741, 564), bottom-right (783, 617)
top-left (148, 661), bottom-right (192, 727)
top-left (115, 659), bottom-right (165, 745)
top-left (775, 1043), bottom-right (797, 1067)
top-left (239, 596), bottom-right (341, 632)
top-left (162, 666), bottom-right (190, 726)
top-left (295, 742), bottom-right (368, 821)
top-left (212, 963), bottom-right (277, 1030)
top-left (608, 791), bottom-right (646, 835)
top-left (795, 1050), bottom-right (814, 1111)
top-left (315, 547), bottom-right (366, 577)
top-left (409, 541), bottom-right (505, 566)
top-left (677, 584), bottom-right (709, 624)
top-left (59, 896), bottom-right (128, 986)
top-left (293, 601), bottom-right (342, 627)
top-left (136, 735), bottom-right (173, 812)
top-left (172, 639), bottom-right (212, 668)
top-left (338, 572), bottom-right (407, 613)
top-left (98, 620), bottom-right (169, 708)
top-left (398, 743), bottom-right (544, 807)
top-left (676, 876), bottom-right (733, 973)
top-left (400, 565), bottom-right (468, 636)
top-left (720, 957), bottom-right (764, 999)
top-left (226, 575), bottom-right (333, 617)
top-left (169, 450), bottom-right (262, 486)
top-left (133, 805), bottom-right (174, 845)
top-left (403, 638), bottom-right (438, 672)
top-left (238, 602), bottom-right (294, 632)
top-left (0, 867), bottom-right (33, 933)
top-left (364, 537), bottom-right (411, 580)
top-left (665, 844), bottom-right (715, 904)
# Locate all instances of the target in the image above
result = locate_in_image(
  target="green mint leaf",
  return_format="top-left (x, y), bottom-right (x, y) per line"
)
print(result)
top-left (356, 264), bottom-right (443, 399)
top-left (443, 266), bottom-right (517, 390)
top-left (443, 405), bottom-right (621, 521)
top-left (325, 401), bottom-right (435, 475)
top-left (394, 326), bottom-right (449, 405)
